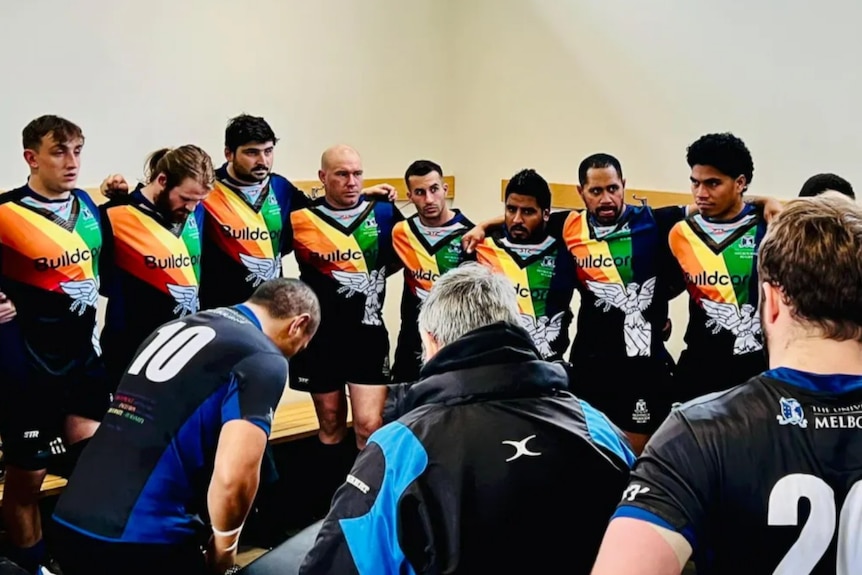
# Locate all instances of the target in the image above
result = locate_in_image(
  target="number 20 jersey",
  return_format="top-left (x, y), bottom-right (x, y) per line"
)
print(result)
top-left (613, 368), bottom-right (862, 574)
top-left (53, 305), bottom-right (289, 544)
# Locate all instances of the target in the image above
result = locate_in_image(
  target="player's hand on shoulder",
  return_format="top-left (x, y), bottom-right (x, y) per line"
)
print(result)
top-left (762, 197), bottom-right (784, 223)
top-left (461, 226), bottom-right (486, 254)
top-left (100, 174), bottom-right (130, 199)
top-left (0, 292), bottom-right (16, 324)
top-left (363, 183), bottom-right (397, 202)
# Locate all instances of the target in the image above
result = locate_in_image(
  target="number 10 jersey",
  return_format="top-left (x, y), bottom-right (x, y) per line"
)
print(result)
top-left (612, 368), bottom-right (862, 574)
top-left (52, 305), bottom-right (289, 545)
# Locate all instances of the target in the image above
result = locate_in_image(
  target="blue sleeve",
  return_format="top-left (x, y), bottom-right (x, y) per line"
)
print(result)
top-left (98, 205), bottom-right (114, 297)
top-left (301, 422), bottom-right (429, 575)
top-left (578, 399), bottom-right (636, 467)
top-left (221, 352), bottom-right (288, 435)
top-left (271, 175), bottom-right (306, 257)
top-left (653, 206), bottom-right (687, 299)
top-left (374, 201), bottom-right (403, 271)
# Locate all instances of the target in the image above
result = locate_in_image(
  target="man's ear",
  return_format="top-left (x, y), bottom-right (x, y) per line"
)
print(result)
top-left (543, 208), bottom-right (551, 222)
top-left (288, 314), bottom-right (310, 337)
top-left (736, 175), bottom-right (748, 194)
top-left (23, 149), bottom-right (37, 168)
top-left (420, 330), bottom-right (440, 362)
top-left (761, 282), bottom-right (780, 327)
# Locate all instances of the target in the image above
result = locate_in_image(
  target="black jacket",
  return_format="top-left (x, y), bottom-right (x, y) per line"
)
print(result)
top-left (301, 322), bottom-right (634, 575)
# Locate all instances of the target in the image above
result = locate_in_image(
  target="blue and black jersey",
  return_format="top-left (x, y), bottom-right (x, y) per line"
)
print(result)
top-left (614, 368), bottom-right (862, 573)
top-left (53, 305), bottom-right (288, 544)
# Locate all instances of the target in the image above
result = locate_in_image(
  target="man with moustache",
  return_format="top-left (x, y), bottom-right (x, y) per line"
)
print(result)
top-left (469, 169), bottom-right (577, 363)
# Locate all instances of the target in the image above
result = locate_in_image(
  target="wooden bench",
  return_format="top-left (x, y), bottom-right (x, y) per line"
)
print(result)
top-left (0, 474), bottom-right (68, 507)
top-left (269, 400), bottom-right (352, 444)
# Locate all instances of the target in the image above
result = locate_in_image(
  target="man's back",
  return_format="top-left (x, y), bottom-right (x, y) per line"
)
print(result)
top-left (300, 322), bottom-right (633, 574)
top-left (53, 306), bottom-right (288, 544)
top-left (404, 390), bottom-right (633, 573)
top-left (616, 368), bottom-right (862, 573)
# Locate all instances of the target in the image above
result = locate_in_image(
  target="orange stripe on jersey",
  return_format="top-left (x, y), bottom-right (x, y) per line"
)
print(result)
top-left (392, 221), bottom-right (439, 294)
top-left (108, 207), bottom-right (197, 293)
top-left (0, 203), bottom-right (97, 291)
top-left (562, 212), bottom-right (622, 285)
top-left (203, 182), bottom-right (274, 260)
top-left (670, 221), bottom-right (737, 305)
top-left (475, 239), bottom-right (535, 317)
top-left (291, 210), bottom-right (367, 274)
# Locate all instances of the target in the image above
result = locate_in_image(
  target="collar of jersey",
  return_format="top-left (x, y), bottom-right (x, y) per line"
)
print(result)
top-left (765, 367), bottom-right (862, 393)
top-left (232, 304), bottom-right (263, 331)
top-left (701, 202), bottom-right (756, 224)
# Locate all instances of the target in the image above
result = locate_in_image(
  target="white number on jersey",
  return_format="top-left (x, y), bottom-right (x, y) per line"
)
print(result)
top-left (768, 473), bottom-right (862, 574)
top-left (127, 322), bottom-right (216, 382)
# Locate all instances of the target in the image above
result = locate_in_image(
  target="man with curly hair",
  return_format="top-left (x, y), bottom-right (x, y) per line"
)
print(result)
top-left (669, 133), bottom-right (768, 400)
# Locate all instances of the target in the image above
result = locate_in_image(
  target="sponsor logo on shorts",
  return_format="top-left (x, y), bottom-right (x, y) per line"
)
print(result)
top-left (632, 398), bottom-right (651, 424)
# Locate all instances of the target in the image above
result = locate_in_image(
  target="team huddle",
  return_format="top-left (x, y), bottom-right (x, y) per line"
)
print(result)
top-left (0, 111), bottom-right (860, 575)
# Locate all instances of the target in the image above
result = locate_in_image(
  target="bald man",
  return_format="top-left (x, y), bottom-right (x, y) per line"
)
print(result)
top-left (285, 145), bottom-right (404, 494)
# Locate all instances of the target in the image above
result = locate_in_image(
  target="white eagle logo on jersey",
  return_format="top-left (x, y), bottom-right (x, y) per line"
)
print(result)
top-left (519, 311), bottom-right (566, 359)
top-left (701, 300), bottom-right (763, 355)
top-left (332, 269), bottom-right (387, 326)
top-left (239, 253), bottom-right (280, 287)
top-left (585, 278), bottom-right (656, 357)
top-left (60, 279), bottom-right (99, 316)
top-left (166, 284), bottom-right (200, 317)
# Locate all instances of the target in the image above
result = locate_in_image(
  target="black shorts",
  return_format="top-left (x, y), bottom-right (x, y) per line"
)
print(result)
top-left (391, 321), bottom-right (422, 384)
top-left (289, 326), bottom-right (391, 394)
top-left (569, 355), bottom-right (675, 435)
top-left (0, 353), bottom-right (109, 471)
top-left (674, 349), bottom-right (767, 403)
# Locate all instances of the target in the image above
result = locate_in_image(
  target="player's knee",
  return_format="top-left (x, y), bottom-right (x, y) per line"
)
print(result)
top-left (2, 466), bottom-right (47, 502)
top-left (317, 410), bottom-right (346, 438)
top-left (352, 414), bottom-right (382, 446)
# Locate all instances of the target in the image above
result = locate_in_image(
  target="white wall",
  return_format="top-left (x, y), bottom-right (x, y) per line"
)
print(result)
top-left (447, 0), bottom-right (862, 357)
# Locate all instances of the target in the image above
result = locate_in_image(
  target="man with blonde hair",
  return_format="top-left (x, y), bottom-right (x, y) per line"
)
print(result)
top-left (592, 192), bottom-right (862, 574)
top-left (295, 263), bottom-right (633, 574)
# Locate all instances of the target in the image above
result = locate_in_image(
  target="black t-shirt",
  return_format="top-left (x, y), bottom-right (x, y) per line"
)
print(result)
top-left (613, 368), bottom-right (862, 573)
top-left (53, 305), bottom-right (288, 544)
